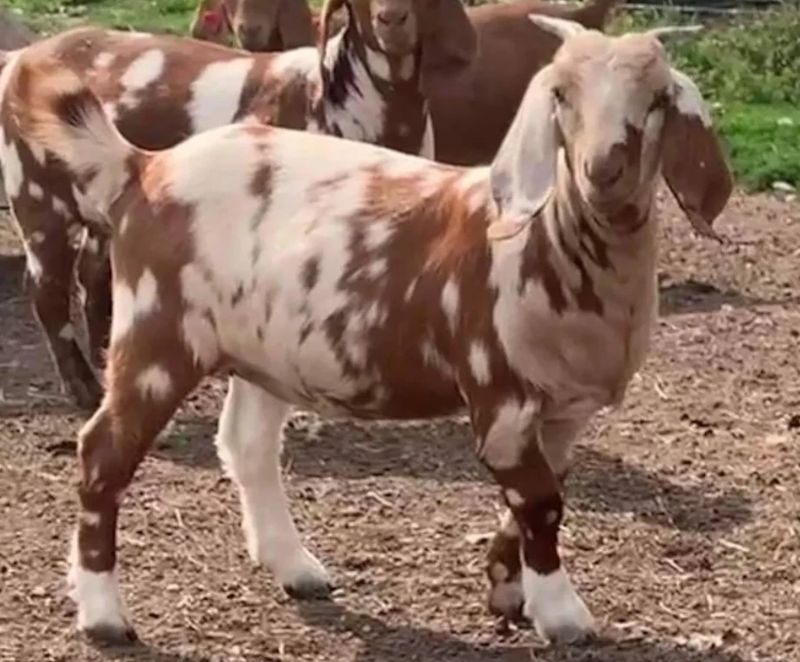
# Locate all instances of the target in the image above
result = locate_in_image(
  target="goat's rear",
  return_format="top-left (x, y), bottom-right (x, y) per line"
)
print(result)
top-left (6, 52), bottom-right (136, 223)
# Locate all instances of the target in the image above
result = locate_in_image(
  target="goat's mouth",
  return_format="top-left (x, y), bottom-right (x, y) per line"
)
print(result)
top-left (373, 27), bottom-right (417, 57)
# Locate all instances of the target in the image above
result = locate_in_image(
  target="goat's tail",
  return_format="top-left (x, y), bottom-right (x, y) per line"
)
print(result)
top-left (6, 49), bottom-right (137, 223)
top-left (576, 0), bottom-right (621, 30)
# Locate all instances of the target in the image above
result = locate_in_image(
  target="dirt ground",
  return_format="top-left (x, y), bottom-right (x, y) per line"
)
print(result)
top-left (0, 190), bottom-right (798, 662)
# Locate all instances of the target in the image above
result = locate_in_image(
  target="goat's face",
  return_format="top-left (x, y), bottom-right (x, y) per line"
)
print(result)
top-left (233, 0), bottom-right (314, 51)
top-left (350, 0), bottom-right (419, 57)
top-left (490, 18), bottom-right (732, 238)
top-left (552, 32), bottom-right (673, 215)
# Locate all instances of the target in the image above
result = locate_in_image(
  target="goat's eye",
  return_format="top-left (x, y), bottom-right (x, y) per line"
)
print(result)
top-left (553, 87), bottom-right (566, 104)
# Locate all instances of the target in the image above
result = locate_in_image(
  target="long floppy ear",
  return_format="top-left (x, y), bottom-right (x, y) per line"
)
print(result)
top-left (421, 0), bottom-right (477, 73)
top-left (662, 67), bottom-right (733, 240)
top-left (278, 0), bottom-right (315, 48)
top-left (488, 66), bottom-right (559, 240)
top-left (319, 0), bottom-right (347, 75)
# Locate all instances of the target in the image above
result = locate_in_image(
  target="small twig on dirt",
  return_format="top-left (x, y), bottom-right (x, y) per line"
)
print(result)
top-left (174, 508), bottom-right (184, 529)
top-left (278, 640), bottom-right (286, 660)
top-left (658, 601), bottom-right (685, 618)
top-left (465, 532), bottom-right (494, 545)
top-left (653, 376), bottom-right (671, 400)
top-left (662, 557), bottom-right (687, 574)
top-left (773, 526), bottom-right (796, 561)
top-left (719, 538), bottom-right (750, 554)
top-left (366, 491), bottom-right (394, 508)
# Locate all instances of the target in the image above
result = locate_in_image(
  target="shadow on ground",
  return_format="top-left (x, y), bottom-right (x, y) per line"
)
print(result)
top-left (295, 602), bottom-right (750, 662)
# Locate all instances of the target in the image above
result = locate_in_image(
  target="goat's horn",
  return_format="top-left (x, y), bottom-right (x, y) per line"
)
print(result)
top-left (646, 24), bottom-right (705, 43)
top-left (528, 14), bottom-right (587, 41)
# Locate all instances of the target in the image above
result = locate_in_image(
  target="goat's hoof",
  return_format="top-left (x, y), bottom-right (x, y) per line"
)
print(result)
top-left (488, 580), bottom-right (525, 622)
top-left (68, 379), bottom-right (103, 413)
top-left (82, 622), bottom-right (139, 646)
top-left (528, 596), bottom-right (596, 645)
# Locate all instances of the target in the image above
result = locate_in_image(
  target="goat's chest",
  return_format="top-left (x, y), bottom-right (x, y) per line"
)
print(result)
top-left (501, 277), bottom-right (657, 418)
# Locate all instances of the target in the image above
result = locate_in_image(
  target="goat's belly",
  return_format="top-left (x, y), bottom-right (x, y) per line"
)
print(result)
top-left (216, 314), bottom-right (464, 420)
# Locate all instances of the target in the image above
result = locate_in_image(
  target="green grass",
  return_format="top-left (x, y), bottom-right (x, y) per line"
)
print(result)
top-left (5, 0), bottom-right (198, 35)
top-left (5, 1), bottom-right (800, 191)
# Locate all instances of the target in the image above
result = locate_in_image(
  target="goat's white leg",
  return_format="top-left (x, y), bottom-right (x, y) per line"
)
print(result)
top-left (216, 377), bottom-right (331, 598)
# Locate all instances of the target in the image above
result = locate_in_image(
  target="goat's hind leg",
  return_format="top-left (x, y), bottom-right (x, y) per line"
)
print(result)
top-left (216, 377), bottom-right (332, 598)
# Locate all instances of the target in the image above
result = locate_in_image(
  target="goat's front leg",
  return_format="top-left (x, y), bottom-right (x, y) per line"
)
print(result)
top-left (474, 401), bottom-right (594, 644)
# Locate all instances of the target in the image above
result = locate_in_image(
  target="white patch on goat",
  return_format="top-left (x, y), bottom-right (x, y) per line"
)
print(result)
top-left (80, 511), bottom-right (101, 527)
top-left (421, 338), bottom-right (452, 377)
top-left (28, 181), bottom-right (44, 200)
top-left (270, 47), bottom-right (317, 79)
top-left (468, 341), bottom-right (492, 385)
top-left (181, 309), bottom-right (220, 369)
top-left (440, 278), bottom-right (459, 333)
top-left (481, 399), bottom-right (538, 470)
top-left (24, 245), bottom-right (43, 284)
top-left (28, 230), bottom-right (45, 245)
top-left (0, 140), bottom-right (23, 199)
top-left (29, 142), bottom-right (46, 165)
top-left (404, 278), bottom-right (418, 302)
top-left (109, 269), bottom-right (160, 342)
top-left (364, 47), bottom-right (391, 81)
top-left (323, 33), bottom-right (384, 144)
top-left (136, 364), bottom-right (172, 400)
top-left (59, 323), bottom-right (76, 341)
top-left (67, 533), bottom-right (133, 635)
top-left (418, 115), bottom-right (435, 160)
top-left (521, 565), bottom-right (594, 642)
top-left (52, 196), bottom-right (71, 218)
top-left (93, 52), bottom-right (116, 69)
top-left (119, 49), bottom-right (165, 107)
top-left (505, 488), bottom-right (524, 507)
top-left (189, 58), bottom-right (253, 133)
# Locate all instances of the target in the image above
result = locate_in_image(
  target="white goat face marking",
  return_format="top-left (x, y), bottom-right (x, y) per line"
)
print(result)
top-left (119, 49), bottom-right (166, 107)
top-left (440, 278), bottom-right (460, 333)
top-left (110, 269), bottom-right (160, 342)
top-left (28, 230), bottom-right (46, 245)
top-left (482, 400), bottom-right (538, 470)
top-left (136, 364), bottom-right (173, 400)
top-left (521, 566), bottom-right (595, 642)
top-left (468, 341), bottom-right (492, 386)
top-left (189, 59), bottom-right (253, 133)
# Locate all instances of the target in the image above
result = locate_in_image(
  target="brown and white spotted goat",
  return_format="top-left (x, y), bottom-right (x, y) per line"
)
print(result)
top-left (0, 0), bottom-right (476, 410)
top-left (8, 15), bottom-right (731, 645)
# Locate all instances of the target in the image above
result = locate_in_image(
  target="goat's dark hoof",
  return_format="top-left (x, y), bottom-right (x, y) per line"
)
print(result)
top-left (67, 378), bottom-right (103, 413)
top-left (283, 576), bottom-right (334, 600)
top-left (82, 623), bottom-right (139, 646)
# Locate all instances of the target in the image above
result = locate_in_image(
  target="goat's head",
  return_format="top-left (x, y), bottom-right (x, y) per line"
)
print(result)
top-left (190, 0), bottom-right (236, 44)
top-left (491, 17), bottom-right (732, 239)
top-left (320, 0), bottom-right (476, 68)
top-left (232, 0), bottom-right (314, 51)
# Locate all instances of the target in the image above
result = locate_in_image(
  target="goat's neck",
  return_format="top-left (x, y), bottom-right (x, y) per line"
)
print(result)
top-left (316, 25), bottom-right (430, 156)
top-left (549, 155), bottom-right (658, 286)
